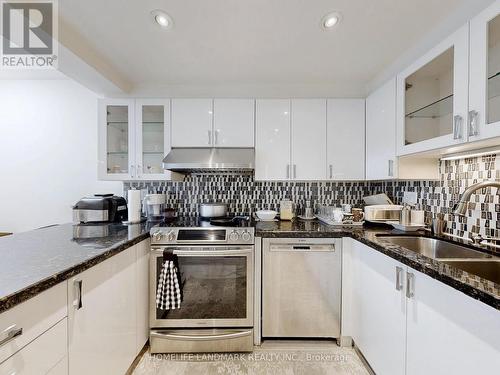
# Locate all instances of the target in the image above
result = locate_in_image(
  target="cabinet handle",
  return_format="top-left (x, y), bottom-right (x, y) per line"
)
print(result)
top-left (395, 266), bottom-right (404, 291)
top-left (293, 164), bottom-right (297, 179)
top-left (329, 165), bottom-right (333, 179)
top-left (215, 130), bottom-right (219, 145)
top-left (286, 164), bottom-right (290, 179)
top-left (0, 324), bottom-right (23, 348)
top-left (208, 130), bottom-right (212, 145)
top-left (130, 164), bottom-right (135, 179)
top-left (137, 165), bottom-right (141, 178)
top-left (453, 115), bottom-right (463, 140)
top-left (388, 160), bottom-right (394, 177)
top-left (468, 110), bottom-right (479, 137)
top-left (73, 279), bottom-right (83, 310)
top-left (406, 272), bottom-right (415, 298)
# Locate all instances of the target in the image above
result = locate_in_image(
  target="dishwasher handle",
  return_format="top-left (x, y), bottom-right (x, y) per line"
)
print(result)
top-left (269, 244), bottom-right (335, 252)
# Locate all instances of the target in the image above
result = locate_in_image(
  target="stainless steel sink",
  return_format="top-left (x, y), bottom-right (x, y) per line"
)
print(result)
top-left (440, 260), bottom-right (500, 284)
top-left (378, 236), bottom-right (492, 259)
top-left (378, 235), bottom-right (500, 284)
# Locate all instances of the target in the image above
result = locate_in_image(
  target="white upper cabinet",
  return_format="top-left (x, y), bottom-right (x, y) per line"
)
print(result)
top-left (172, 99), bottom-right (255, 148)
top-left (135, 99), bottom-right (172, 180)
top-left (327, 99), bottom-right (365, 180)
top-left (213, 99), bottom-right (255, 147)
top-left (255, 99), bottom-right (291, 180)
top-left (171, 99), bottom-right (214, 147)
top-left (98, 99), bottom-right (173, 181)
top-left (98, 99), bottom-right (135, 180)
top-left (255, 99), bottom-right (329, 181)
top-left (469, 1), bottom-right (500, 141)
top-left (291, 99), bottom-right (327, 180)
top-left (366, 79), bottom-right (397, 180)
top-left (397, 25), bottom-right (469, 155)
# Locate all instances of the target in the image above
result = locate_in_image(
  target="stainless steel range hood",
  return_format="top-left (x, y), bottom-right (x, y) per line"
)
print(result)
top-left (163, 148), bottom-right (254, 173)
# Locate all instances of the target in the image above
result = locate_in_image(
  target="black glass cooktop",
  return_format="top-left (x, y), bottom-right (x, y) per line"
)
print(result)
top-left (157, 216), bottom-right (252, 228)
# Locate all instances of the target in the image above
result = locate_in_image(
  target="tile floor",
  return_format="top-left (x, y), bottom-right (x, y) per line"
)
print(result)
top-left (132, 341), bottom-right (370, 375)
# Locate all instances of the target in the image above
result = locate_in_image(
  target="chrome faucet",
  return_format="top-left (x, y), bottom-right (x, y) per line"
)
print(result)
top-left (453, 180), bottom-right (500, 216)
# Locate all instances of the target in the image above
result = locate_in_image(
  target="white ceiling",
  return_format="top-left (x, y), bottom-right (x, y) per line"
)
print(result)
top-left (58, 0), bottom-right (488, 97)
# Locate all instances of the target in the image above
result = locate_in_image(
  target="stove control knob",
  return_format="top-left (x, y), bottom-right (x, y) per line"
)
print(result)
top-left (229, 230), bottom-right (240, 242)
top-left (152, 231), bottom-right (163, 242)
top-left (167, 231), bottom-right (176, 242)
top-left (241, 231), bottom-right (252, 242)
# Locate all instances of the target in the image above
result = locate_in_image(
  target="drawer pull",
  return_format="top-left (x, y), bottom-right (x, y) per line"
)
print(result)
top-left (73, 279), bottom-right (83, 310)
top-left (0, 324), bottom-right (23, 347)
top-left (395, 266), bottom-right (404, 291)
top-left (406, 272), bottom-right (415, 298)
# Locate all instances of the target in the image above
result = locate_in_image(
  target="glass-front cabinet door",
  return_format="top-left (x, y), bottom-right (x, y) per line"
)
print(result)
top-left (397, 25), bottom-right (469, 155)
top-left (469, 1), bottom-right (500, 141)
top-left (98, 99), bottom-right (135, 180)
top-left (135, 99), bottom-right (171, 180)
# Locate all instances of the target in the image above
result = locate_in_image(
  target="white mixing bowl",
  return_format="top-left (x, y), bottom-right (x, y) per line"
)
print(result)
top-left (256, 210), bottom-right (278, 221)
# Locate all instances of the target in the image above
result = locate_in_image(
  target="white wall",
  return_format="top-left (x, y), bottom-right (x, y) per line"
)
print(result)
top-left (0, 79), bottom-right (122, 233)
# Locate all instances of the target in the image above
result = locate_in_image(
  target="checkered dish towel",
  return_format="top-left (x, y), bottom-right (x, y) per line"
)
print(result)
top-left (156, 251), bottom-right (182, 310)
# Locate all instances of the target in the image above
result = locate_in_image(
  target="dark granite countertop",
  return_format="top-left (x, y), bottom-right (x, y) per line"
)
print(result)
top-left (0, 222), bottom-right (151, 314)
top-left (2, 219), bottom-right (498, 314)
top-left (255, 219), bottom-right (500, 310)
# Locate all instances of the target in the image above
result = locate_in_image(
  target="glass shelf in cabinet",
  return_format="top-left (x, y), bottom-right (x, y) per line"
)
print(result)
top-left (405, 94), bottom-right (453, 119)
top-left (488, 72), bottom-right (500, 100)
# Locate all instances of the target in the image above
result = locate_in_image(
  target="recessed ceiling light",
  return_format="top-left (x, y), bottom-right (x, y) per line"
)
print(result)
top-left (321, 12), bottom-right (342, 30)
top-left (151, 10), bottom-right (173, 29)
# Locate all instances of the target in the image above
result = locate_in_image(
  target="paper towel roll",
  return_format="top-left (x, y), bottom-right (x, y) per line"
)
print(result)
top-left (128, 189), bottom-right (142, 223)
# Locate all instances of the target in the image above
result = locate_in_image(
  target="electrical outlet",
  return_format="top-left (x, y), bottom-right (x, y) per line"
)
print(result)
top-left (402, 191), bottom-right (418, 206)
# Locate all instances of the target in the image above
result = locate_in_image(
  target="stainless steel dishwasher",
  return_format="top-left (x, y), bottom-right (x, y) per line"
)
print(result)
top-left (262, 238), bottom-right (341, 338)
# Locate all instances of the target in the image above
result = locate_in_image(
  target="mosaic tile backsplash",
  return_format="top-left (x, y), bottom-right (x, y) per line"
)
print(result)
top-left (393, 153), bottom-right (500, 240)
top-left (124, 153), bottom-right (499, 240)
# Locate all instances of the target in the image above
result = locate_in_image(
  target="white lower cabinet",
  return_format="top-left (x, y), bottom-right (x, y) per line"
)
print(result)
top-left (350, 240), bottom-right (406, 375)
top-left (48, 357), bottom-right (69, 375)
top-left (68, 244), bottom-right (138, 375)
top-left (350, 240), bottom-right (500, 375)
top-left (0, 240), bottom-right (149, 375)
top-left (406, 268), bottom-right (500, 375)
top-left (135, 239), bottom-right (150, 355)
top-left (0, 318), bottom-right (68, 375)
top-left (0, 282), bottom-right (67, 364)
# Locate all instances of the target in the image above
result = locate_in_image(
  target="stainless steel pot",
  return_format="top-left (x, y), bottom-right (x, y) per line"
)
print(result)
top-left (199, 203), bottom-right (228, 218)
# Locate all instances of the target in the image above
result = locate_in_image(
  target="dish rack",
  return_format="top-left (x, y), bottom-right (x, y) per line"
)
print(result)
top-left (315, 205), bottom-right (364, 227)
top-left (315, 214), bottom-right (364, 227)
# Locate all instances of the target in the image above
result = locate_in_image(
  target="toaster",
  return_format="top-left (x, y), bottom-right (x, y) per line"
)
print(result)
top-left (73, 194), bottom-right (128, 223)
top-left (364, 204), bottom-right (403, 223)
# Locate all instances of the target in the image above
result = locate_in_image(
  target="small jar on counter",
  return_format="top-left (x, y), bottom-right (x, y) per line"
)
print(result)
top-left (280, 199), bottom-right (295, 221)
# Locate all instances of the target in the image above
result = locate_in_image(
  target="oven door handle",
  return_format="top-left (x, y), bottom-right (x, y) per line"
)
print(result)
top-left (150, 330), bottom-right (253, 341)
top-left (173, 249), bottom-right (253, 257)
top-left (153, 248), bottom-right (253, 257)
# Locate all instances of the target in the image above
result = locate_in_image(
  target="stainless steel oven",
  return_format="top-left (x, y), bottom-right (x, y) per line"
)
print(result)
top-left (149, 224), bottom-right (255, 353)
